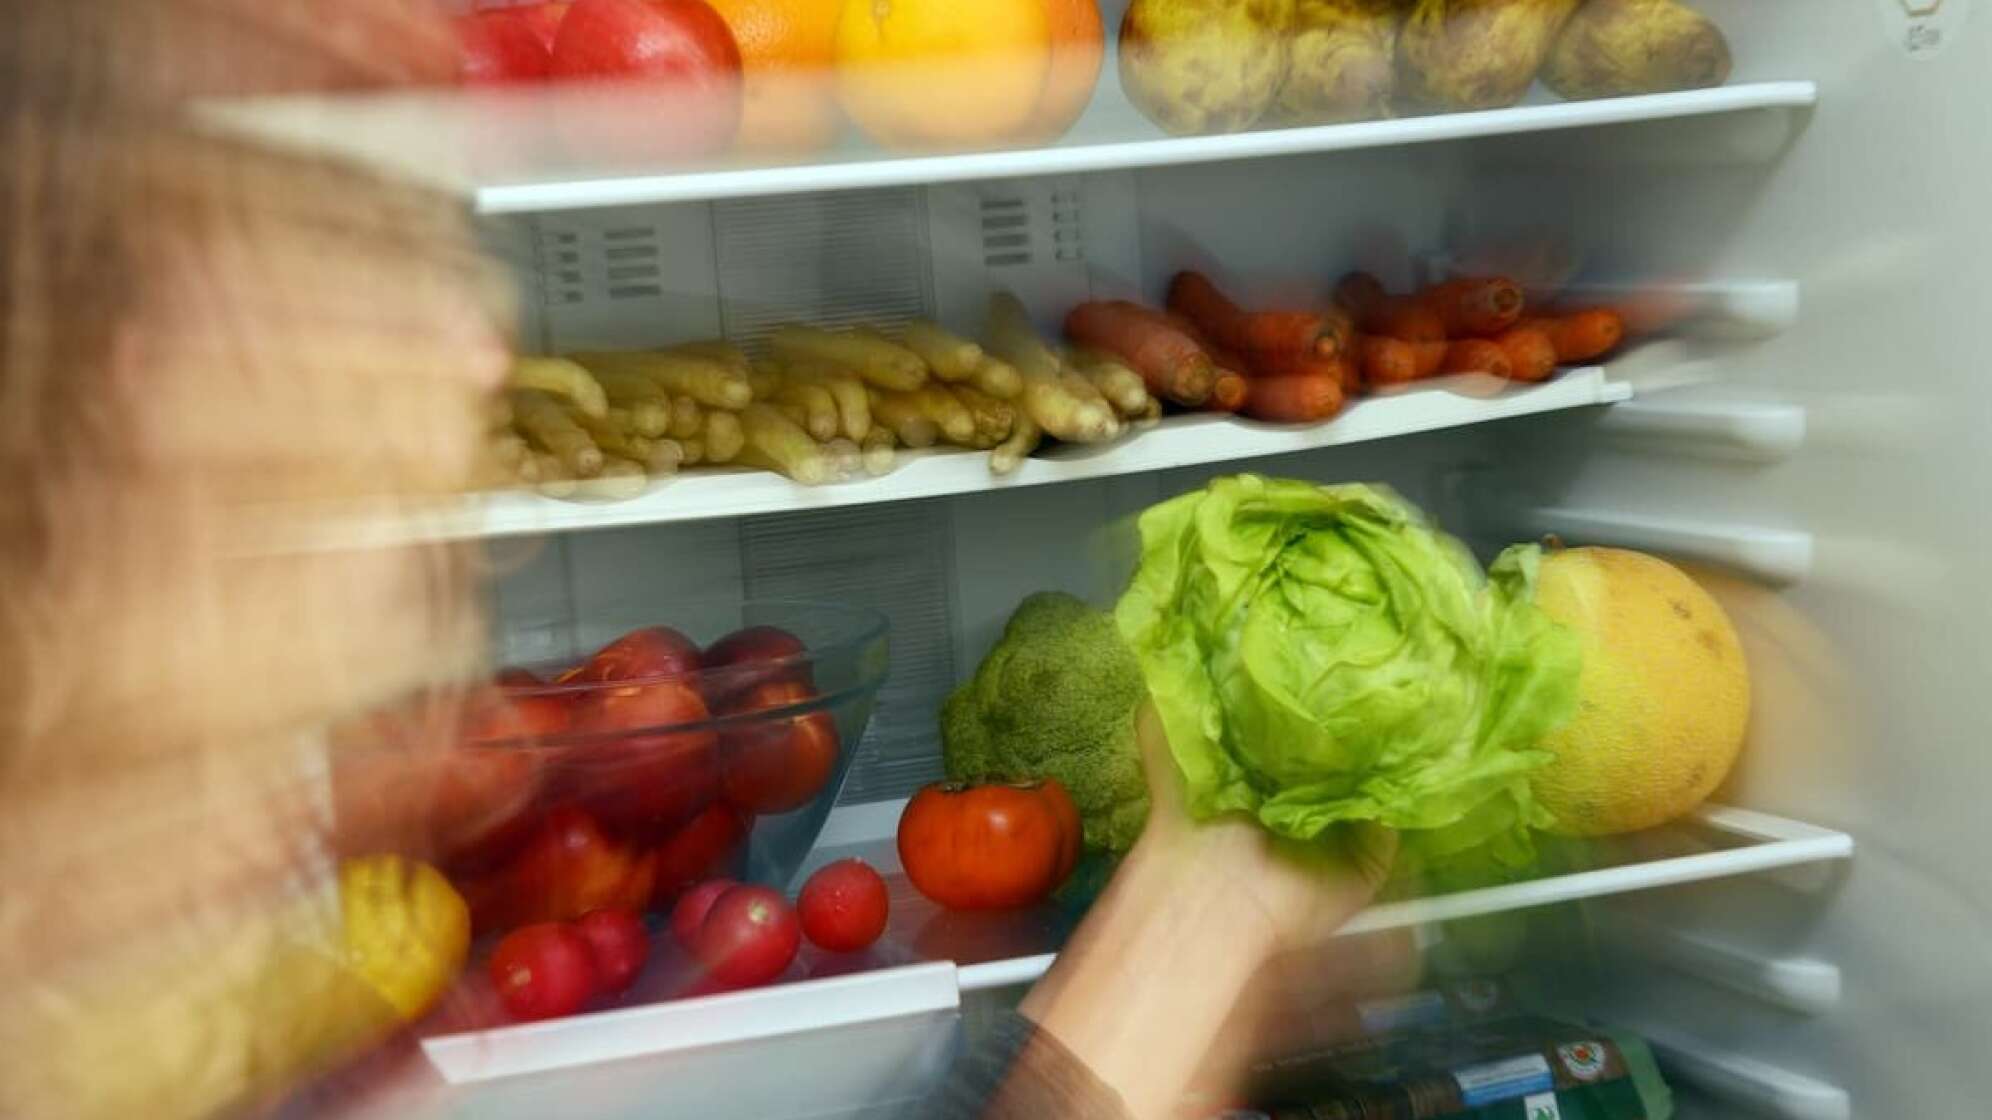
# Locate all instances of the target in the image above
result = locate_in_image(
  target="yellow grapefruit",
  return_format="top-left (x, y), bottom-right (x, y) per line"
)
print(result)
top-left (1530, 547), bottom-right (1751, 837)
top-left (1017, 0), bottom-right (1105, 141)
top-left (835, 0), bottom-right (1054, 149)
top-left (709, 0), bottom-right (844, 154)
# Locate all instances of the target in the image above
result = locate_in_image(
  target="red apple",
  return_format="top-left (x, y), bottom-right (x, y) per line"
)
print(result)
top-left (702, 624), bottom-right (810, 707)
top-left (564, 679), bottom-right (720, 838)
top-left (720, 680), bottom-right (839, 815)
top-left (455, 11), bottom-right (551, 84)
top-left (548, 0), bottom-right (743, 161)
top-left (652, 801), bottom-right (753, 903)
top-left (571, 626), bottom-right (702, 684)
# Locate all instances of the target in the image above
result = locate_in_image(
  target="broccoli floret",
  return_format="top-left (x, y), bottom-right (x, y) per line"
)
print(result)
top-left (940, 592), bottom-right (1150, 852)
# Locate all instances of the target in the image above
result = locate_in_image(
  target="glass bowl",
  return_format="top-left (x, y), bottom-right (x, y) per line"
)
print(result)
top-left (437, 600), bottom-right (888, 934)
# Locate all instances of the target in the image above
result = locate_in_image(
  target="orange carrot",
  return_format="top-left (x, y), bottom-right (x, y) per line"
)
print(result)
top-left (1333, 271), bottom-right (1387, 319)
top-left (1421, 277), bottom-right (1525, 337)
top-left (1242, 373), bottom-right (1345, 423)
top-left (1411, 340), bottom-right (1447, 379)
top-left (1359, 336), bottom-right (1421, 386)
top-left (1208, 371), bottom-right (1248, 412)
top-left (1521, 308), bottom-right (1625, 363)
top-left (1363, 296), bottom-right (1447, 343)
top-left (1167, 271), bottom-right (1338, 357)
top-left (1496, 326), bottom-right (1559, 383)
top-left (1321, 306), bottom-right (1358, 360)
top-left (1439, 339), bottom-right (1513, 378)
top-left (1255, 351), bottom-right (1360, 396)
top-left (1065, 301), bottom-right (1216, 406)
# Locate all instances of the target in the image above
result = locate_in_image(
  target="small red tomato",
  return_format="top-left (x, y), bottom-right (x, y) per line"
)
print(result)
top-left (514, 2), bottom-right (573, 51)
top-left (720, 680), bottom-right (839, 815)
top-left (455, 12), bottom-right (552, 84)
top-left (797, 859), bottom-right (889, 953)
top-left (694, 884), bottom-right (801, 988)
top-left (576, 909), bottom-right (650, 994)
top-left (652, 801), bottom-right (753, 903)
top-left (489, 922), bottom-right (598, 1021)
top-left (897, 780), bottom-right (1081, 911)
top-left (670, 877), bottom-right (737, 952)
top-left (572, 626), bottom-right (702, 684)
top-left (702, 625), bottom-right (810, 706)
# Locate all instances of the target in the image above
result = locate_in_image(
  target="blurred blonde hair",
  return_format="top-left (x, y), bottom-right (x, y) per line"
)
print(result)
top-left (2, 2), bottom-right (507, 1114)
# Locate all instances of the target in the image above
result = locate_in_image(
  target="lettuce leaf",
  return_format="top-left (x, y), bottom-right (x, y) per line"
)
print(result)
top-left (1114, 476), bottom-right (1579, 844)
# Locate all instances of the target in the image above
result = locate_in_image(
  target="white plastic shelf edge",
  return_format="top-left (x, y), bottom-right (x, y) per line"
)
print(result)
top-left (322, 367), bottom-right (1628, 548)
top-left (1641, 1024), bottom-right (1853, 1120)
top-left (474, 84), bottom-right (1817, 213)
top-left (421, 958), bottom-right (960, 1085)
top-left (195, 83), bottom-right (1816, 214)
top-left (939, 802), bottom-right (1850, 992)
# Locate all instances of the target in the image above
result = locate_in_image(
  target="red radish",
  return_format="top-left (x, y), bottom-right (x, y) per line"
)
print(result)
top-left (576, 909), bottom-right (650, 993)
top-left (671, 878), bottom-right (737, 951)
top-left (488, 923), bottom-right (598, 1021)
top-left (549, 0), bottom-right (744, 160)
top-left (455, 12), bottom-right (552, 84)
top-left (798, 859), bottom-right (889, 953)
top-left (694, 884), bottom-right (801, 988)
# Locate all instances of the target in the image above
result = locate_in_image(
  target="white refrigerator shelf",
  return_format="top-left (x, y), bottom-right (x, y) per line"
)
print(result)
top-left (316, 367), bottom-right (1629, 548)
top-left (195, 82), bottom-right (1818, 214)
top-left (418, 802), bottom-right (1849, 1089)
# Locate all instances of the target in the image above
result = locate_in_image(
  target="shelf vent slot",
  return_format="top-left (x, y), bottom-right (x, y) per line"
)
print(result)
top-left (738, 501), bottom-right (956, 804)
top-left (977, 188), bottom-right (1085, 270)
top-left (535, 223), bottom-right (669, 305)
top-left (713, 189), bottom-right (934, 349)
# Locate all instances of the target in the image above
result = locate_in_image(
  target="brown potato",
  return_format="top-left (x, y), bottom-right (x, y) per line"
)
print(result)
top-left (1268, 0), bottom-right (1402, 126)
top-left (1119, 0), bottom-right (1297, 136)
top-left (1542, 0), bottom-right (1732, 100)
top-left (1398, 0), bottom-right (1581, 112)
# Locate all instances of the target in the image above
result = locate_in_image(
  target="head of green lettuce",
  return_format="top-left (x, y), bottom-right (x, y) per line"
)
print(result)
top-left (1114, 476), bottom-right (1581, 854)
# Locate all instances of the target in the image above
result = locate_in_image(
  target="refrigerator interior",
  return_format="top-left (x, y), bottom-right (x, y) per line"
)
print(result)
top-left (268, 2), bottom-right (1992, 1116)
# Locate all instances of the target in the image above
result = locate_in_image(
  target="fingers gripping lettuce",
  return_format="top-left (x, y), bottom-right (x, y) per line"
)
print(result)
top-left (1114, 476), bottom-right (1579, 843)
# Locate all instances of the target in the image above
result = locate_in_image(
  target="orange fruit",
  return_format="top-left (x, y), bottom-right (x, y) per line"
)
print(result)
top-left (708, 0), bottom-right (844, 153)
top-left (835, 0), bottom-right (1053, 149)
top-left (1017, 0), bottom-right (1104, 142)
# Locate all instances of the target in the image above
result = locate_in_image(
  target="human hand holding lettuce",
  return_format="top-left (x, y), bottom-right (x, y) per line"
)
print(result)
top-left (935, 476), bottom-right (1579, 910)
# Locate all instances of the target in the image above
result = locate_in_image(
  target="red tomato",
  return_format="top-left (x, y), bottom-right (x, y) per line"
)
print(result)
top-left (565, 679), bottom-right (719, 838)
top-left (694, 884), bottom-right (800, 988)
top-left (652, 801), bottom-right (753, 903)
top-left (669, 877), bottom-right (737, 951)
top-left (485, 806), bottom-right (658, 932)
top-left (896, 780), bottom-right (1081, 911)
top-left (797, 859), bottom-right (889, 953)
top-left (455, 12), bottom-right (551, 84)
top-left (489, 923), bottom-right (598, 1021)
top-left (495, 667), bottom-right (547, 688)
top-left (576, 908), bottom-right (650, 994)
top-left (571, 626), bottom-right (702, 684)
top-left (702, 625), bottom-right (810, 706)
top-left (514, 2), bottom-right (573, 51)
top-left (720, 680), bottom-right (839, 815)
top-left (548, 0), bottom-right (743, 160)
